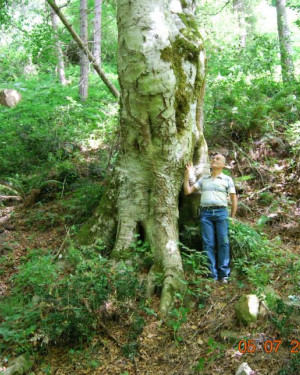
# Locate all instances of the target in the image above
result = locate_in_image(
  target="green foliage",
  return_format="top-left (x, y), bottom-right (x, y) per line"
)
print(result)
top-left (181, 244), bottom-right (211, 307)
top-left (285, 121), bottom-right (300, 157)
top-left (23, 20), bottom-right (56, 66)
top-left (278, 353), bottom-right (300, 375)
top-left (123, 313), bottom-right (145, 359)
top-left (0, 65), bottom-right (119, 192)
top-left (181, 245), bottom-right (209, 277)
top-left (166, 293), bottom-right (189, 344)
top-left (0, 0), bottom-right (11, 25)
top-left (0, 243), bottom-right (144, 352)
top-left (61, 181), bottom-right (104, 224)
top-left (205, 31), bottom-right (300, 142)
top-left (129, 234), bottom-right (153, 270)
top-left (230, 220), bottom-right (282, 288)
top-left (266, 296), bottom-right (295, 336)
top-left (288, 0), bottom-right (300, 29)
top-left (101, 0), bottom-right (118, 62)
top-left (0, 46), bottom-right (28, 81)
top-left (0, 177), bottom-right (26, 199)
top-left (193, 337), bottom-right (226, 373)
top-left (257, 191), bottom-right (274, 206)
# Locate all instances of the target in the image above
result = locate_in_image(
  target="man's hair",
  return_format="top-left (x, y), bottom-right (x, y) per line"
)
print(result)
top-left (211, 153), bottom-right (226, 165)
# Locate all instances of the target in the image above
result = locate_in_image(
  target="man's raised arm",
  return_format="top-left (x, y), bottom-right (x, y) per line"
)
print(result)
top-left (184, 163), bottom-right (197, 195)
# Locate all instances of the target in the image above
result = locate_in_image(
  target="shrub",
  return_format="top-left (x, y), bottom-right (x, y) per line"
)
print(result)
top-left (0, 243), bottom-right (143, 351)
top-left (230, 220), bottom-right (283, 288)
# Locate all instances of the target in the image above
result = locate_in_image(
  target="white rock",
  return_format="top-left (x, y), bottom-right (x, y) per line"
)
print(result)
top-left (235, 362), bottom-right (253, 375)
top-left (259, 300), bottom-right (269, 317)
top-left (234, 294), bottom-right (260, 325)
top-left (0, 89), bottom-right (22, 107)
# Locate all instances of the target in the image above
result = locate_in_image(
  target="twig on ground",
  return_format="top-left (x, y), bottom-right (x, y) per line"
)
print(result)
top-left (54, 228), bottom-right (70, 259)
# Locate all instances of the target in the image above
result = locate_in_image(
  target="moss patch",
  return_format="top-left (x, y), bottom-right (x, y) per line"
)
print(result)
top-left (160, 15), bottom-right (204, 132)
top-left (179, 13), bottom-right (201, 39)
top-left (77, 216), bottom-right (98, 245)
top-left (180, 0), bottom-right (188, 8)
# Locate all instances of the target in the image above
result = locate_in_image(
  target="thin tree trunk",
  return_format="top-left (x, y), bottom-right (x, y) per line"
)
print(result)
top-left (49, 5), bottom-right (67, 85)
top-left (46, 0), bottom-right (120, 99)
top-left (79, 0), bottom-right (209, 315)
top-left (93, 0), bottom-right (102, 72)
top-left (233, 0), bottom-right (247, 48)
top-left (276, 0), bottom-right (295, 82)
top-left (79, 0), bottom-right (89, 101)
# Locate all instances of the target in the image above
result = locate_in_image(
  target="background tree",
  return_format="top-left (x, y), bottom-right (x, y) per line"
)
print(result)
top-left (47, 0), bottom-right (119, 98)
top-left (93, 0), bottom-right (102, 70)
top-left (49, 4), bottom-right (67, 85)
top-left (79, 0), bottom-right (89, 100)
top-left (233, 0), bottom-right (247, 48)
top-left (276, 0), bottom-right (295, 82)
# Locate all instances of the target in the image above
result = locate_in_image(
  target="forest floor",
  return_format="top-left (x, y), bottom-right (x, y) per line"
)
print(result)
top-left (0, 136), bottom-right (299, 375)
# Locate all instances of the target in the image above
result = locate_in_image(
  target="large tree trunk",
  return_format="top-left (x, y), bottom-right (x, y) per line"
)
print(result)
top-left (276, 0), bottom-right (295, 82)
top-left (79, 0), bottom-right (89, 100)
top-left (93, 0), bottom-right (102, 71)
top-left (49, 5), bottom-right (67, 85)
top-left (79, 0), bottom-right (209, 315)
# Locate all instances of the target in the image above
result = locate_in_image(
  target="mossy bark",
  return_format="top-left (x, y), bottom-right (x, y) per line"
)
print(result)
top-left (79, 0), bottom-right (209, 315)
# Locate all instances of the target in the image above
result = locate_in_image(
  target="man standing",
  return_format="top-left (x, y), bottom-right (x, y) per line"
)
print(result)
top-left (184, 154), bottom-right (237, 283)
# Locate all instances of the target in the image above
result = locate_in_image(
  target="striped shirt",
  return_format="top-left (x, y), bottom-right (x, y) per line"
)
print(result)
top-left (194, 173), bottom-right (236, 207)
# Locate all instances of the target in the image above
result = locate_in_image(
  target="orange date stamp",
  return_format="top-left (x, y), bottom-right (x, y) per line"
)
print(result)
top-left (238, 339), bottom-right (300, 354)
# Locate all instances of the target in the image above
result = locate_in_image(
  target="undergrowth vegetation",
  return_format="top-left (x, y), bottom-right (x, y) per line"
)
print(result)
top-left (0, 242), bottom-right (143, 353)
top-left (0, 66), bottom-right (118, 186)
top-left (0, 0), bottom-right (300, 373)
top-left (230, 220), bottom-right (284, 289)
top-left (1, 219), bottom-right (299, 362)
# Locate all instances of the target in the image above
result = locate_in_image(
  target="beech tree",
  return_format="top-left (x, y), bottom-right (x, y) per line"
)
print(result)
top-left (79, 0), bottom-right (209, 314)
top-left (79, 0), bottom-right (89, 100)
top-left (233, 0), bottom-right (247, 48)
top-left (276, 0), bottom-right (295, 82)
top-left (49, 5), bottom-right (67, 85)
top-left (93, 0), bottom-right (102, 69)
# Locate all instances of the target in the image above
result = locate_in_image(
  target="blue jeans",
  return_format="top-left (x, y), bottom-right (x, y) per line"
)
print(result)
top-left (200, 208), bottom-right (230, 280)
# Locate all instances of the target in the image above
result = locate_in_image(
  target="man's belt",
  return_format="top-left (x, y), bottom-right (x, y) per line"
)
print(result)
top-left (200, 206), bottom-right (227, 210)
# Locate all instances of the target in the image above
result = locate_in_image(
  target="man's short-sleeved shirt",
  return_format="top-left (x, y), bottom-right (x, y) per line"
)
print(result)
top-left (194, 173), bottom-right (236, 207)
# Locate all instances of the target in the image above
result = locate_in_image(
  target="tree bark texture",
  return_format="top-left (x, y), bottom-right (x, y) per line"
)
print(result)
top-left (46, 0), bottom-right (119, 98)
top-left (79, 0), bottom-right (209, 315)
top-left (276, 0), bottom-right (295, 82)
top-left (50, 6), bottom-right (67, 85)
top-left (79, 0), bottom-right (89, 100)
top-left (93, 0), bottom-right (102, 69)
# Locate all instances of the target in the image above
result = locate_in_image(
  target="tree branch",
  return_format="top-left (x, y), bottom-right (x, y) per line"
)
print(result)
top-left (197, 0), bottom-right (232, 16)
top-left (46, 0), bottom-right (120, 99)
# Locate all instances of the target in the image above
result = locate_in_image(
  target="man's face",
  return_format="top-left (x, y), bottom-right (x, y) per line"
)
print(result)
top-left (211, 154), bottom-right (225, 169)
